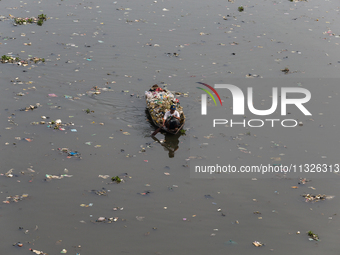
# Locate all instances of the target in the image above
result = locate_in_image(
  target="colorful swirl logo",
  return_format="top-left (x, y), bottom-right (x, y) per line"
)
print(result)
top-left (197, 82), bottom-right (223, 115)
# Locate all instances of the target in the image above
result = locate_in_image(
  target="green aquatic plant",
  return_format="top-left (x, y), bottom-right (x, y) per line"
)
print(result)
top-left (38, 13), bottom-right (47, 21)
top-left (85, 108), bottom-right (94, 114)
top-left (111, 176), bottom-right (122, 183)
top-left (14, 18), bottom-right (23, 24)
top-left (37, 14), bottom-right (47, 26)
top-left (308, 231), bottom-right (319, 241)
top-left (14, 17), bottom-right (35, 25)
top-left (238, 6), bottom-right (244, 12)
top-left (2, 55), bottom-right (11, 61)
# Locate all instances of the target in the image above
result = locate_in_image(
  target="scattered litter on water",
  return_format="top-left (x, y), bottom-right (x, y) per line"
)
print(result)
top-left (98, 175), bottom-right (110, 179)
top-left (139, 190), bottom-right (152, 196)
top-left (91, 188), bottom-right (107, 196)
top-left (302, 193), bottom-right (334, 202)
top-left (58, 148), bottom-right (81, 158)
top-left (29, 248), bottom-right (48, 254)
top-left (252, 241), bottom-right (264, 247)
top-left (308, 231), bottom-right (319, 241)
top-left (298, 178), bottom-right (311, 184)
top-left (95, 216), bottom-right (119, 223)
top-left (3, 194), bottom-right (28, 203)
top-left (45, 174), bottom-right (73, 180)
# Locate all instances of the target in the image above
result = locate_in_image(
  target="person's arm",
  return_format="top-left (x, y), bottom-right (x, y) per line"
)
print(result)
top-left (163, 112), bottom-right (168, 126)
top-left (174, 111), bottom-right (181, 120)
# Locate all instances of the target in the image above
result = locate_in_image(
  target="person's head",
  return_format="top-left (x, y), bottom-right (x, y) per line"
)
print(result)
top-left (170, 105), bottom-right (176, 113)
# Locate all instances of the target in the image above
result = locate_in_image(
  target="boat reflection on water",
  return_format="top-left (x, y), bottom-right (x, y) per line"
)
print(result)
top-left (152, 133), bottom-right (180, 158)
top-left (146, 108), bottom-right (182, 158)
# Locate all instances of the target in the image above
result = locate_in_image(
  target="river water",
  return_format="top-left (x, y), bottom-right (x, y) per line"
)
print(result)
top-left (1, 0), bottom-right (340, 254)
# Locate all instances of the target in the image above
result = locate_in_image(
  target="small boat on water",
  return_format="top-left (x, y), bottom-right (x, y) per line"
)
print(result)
top-left (145, 84), bottom-right (185, 135)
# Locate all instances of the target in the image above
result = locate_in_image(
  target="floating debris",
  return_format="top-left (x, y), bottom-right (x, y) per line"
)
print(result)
top-left (298, 178), bottom-right (311, 184)
top-left (19, 103), bottom-right (41, 111)
top-left (5, 168), bottom-right (14, 178)
top-left (91, 188), bottom-right (107, 196)
top-left (29, 248), bottom-right (48, 254)
top-left (302, 193), bottom-right (334, 202)
top-left (45, 174), bottom-right (73, 180)
top-left (246, 73), bottom-right (262, 78)
top-left (252, 241), bottom-right (264, 247)
top-left (13, 242), bottom-right (23, 247)
top-left (1, 55), bottom-right (45, 65)
top-left (165, 52), bottom-right (179, 57)
top-left (308, 231), bottom-right (319, 241)
top-left (3, 194), bottom-right (28, 203)
top-left (13, 13), bottom-right (47, 26)
top-left (47, 119), bottom-right (75, 131)
top-left (139, 190), bottom-right (152, 196)
top-left (94, 216), bottom-right (119, 223)
top-left (111, 176), bottom-right (122, 183)
top-left (80, 203), bottom-right (93, 207)
top-left (98, 175), bottom-right (110, 179)
top-left (85, 86), bottom-right (112, 96)
top-left (58, 148), bottom-right (81, 158)
top-left (281, 67), bottom-right (290, 74)
top-left (85, 108), bottom-right (94, 114)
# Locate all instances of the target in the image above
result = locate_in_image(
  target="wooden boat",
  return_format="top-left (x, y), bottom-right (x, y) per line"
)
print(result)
top-left (145, 85), bottom-right (185, 135)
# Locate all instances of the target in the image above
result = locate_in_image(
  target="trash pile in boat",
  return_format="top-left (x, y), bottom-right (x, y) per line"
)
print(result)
top-left (145, 84), bottom-right (185, 126)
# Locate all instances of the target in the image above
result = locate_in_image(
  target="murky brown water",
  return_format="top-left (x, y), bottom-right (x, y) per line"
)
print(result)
top-left (1, 0), bottom-right (340, 254)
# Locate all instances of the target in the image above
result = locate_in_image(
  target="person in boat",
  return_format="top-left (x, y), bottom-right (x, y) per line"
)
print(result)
top-left (163, 105), bottom-right (180, 130)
